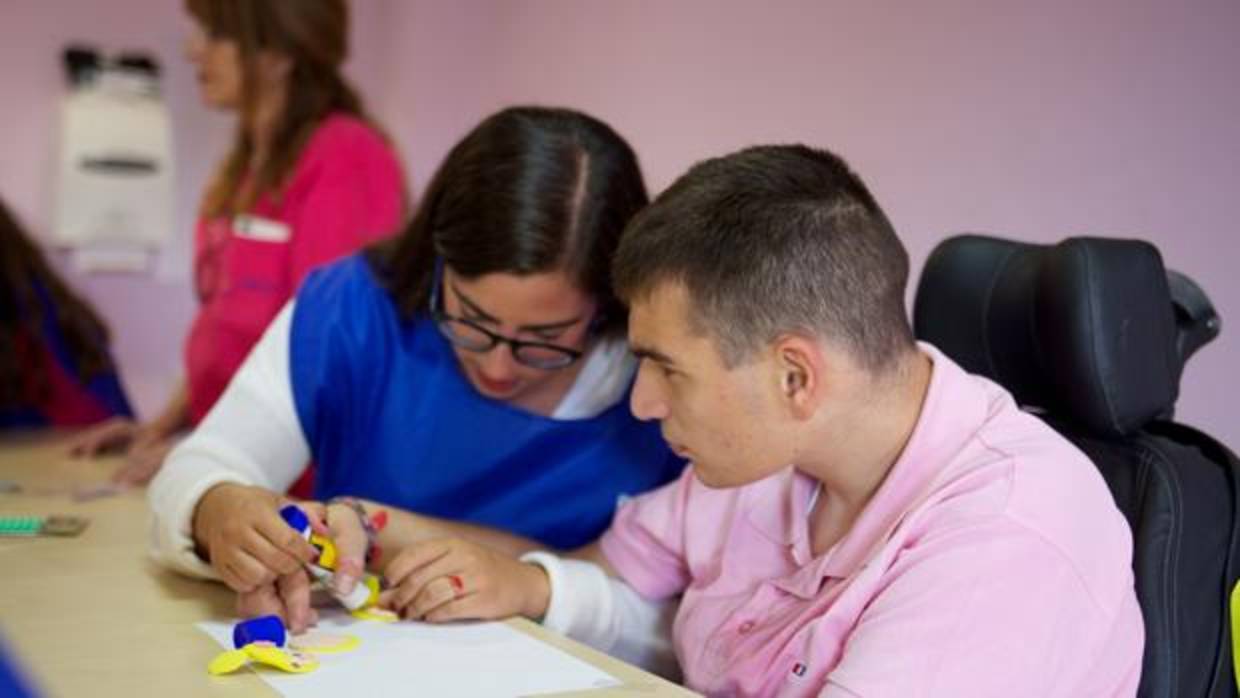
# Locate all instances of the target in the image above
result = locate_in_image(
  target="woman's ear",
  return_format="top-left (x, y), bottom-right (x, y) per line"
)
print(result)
top-left (255, 50), bottom-right (293, 84)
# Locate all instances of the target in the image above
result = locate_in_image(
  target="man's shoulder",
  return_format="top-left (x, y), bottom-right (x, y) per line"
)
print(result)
top-left (920, 394), bottom-right (1134, 612)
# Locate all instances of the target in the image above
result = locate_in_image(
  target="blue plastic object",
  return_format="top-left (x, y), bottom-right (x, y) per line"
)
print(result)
top-left (279, 504), bottom-right (310, 534)
top-left (232, 615), bottom-right (286, 649)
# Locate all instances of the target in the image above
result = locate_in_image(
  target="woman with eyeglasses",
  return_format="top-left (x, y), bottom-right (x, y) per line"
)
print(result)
top-left (148, 106), bottom-right (684, 631)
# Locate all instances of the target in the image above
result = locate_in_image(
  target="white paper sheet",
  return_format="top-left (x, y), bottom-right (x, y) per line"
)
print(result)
top-left (198, 610), bottom-right (622, 697)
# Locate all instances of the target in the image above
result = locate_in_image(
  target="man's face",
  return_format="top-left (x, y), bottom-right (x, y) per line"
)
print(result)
top-left (628, 282), bottom-right (791, 488)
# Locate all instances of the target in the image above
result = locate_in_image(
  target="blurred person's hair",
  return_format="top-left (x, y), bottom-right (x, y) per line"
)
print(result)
top-left (187, 0), bottom-right (384, 216)
top-left (0, 199), bottom-right (116, 409)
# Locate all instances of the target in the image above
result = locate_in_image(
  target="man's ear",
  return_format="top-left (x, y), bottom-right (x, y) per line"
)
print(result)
top-left (772, 333), bottom-right (826, 420)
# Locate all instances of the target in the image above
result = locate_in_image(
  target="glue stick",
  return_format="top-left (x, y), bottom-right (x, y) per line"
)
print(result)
top-left (279, 505), bottom-right (380, 611)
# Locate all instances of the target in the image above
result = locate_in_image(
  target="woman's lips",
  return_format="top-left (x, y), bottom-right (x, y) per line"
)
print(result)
top-left (473, 371), bottom-right (518, 396)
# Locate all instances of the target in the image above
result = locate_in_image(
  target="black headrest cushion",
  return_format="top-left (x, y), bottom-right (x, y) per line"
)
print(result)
top-left (913, 235), bottom-right (1182, 437)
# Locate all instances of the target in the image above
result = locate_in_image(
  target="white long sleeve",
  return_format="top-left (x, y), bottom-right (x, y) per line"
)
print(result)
top-left (147, 301), bottom-right (309, 578)
top-left (147, 300), bottom-right (637, 579)
top-left (521, 551), bottom-right (680, 681)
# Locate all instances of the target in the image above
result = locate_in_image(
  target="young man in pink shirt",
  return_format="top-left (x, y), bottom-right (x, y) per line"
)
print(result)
top-left (337, 145), bottom-right (1145, 696)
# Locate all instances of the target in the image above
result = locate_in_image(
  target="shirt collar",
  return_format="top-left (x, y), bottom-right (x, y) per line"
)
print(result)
top-left (749, 343), bottom-right (993, 596)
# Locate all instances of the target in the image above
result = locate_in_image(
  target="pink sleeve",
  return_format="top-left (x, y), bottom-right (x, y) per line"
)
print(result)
top-left (287, 126), bottom-right (404, 288)
top-left (599, 467), bottom-right (696, 600)
top-left (822, 519), bottom-right (1142, 697)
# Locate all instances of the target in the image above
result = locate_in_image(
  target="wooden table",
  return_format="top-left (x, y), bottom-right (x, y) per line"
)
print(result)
top-left (0, 432), bottom-right (697, 697)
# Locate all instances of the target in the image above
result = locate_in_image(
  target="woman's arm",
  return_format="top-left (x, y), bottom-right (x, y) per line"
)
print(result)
top-left (147, 382), bottom-right (189, 436)
top-left (147, 301), bottom-right (317, 584)
top-left (335, 499), bottom-right (547, 567)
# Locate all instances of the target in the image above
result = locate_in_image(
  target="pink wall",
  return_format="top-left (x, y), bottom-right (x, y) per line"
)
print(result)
top-left (3, 1), bottom-right (1237, 446)
top-left (379, 0), bottom-right (1240, 446)
top-left (0, 0), bottom-right (388, 417)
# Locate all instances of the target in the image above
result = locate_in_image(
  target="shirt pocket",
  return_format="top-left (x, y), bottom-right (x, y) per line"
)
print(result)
top-left (216, 229), bottom-right (291, 336)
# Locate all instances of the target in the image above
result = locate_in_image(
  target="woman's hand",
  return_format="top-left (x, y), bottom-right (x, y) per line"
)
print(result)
top-left (192, 483), bottom-right (319, 592)
top-left (296, 499), bottom-right (371, 597)
top-left (72, 383), bottom-right (188, 484)
top-left (66, 417), bottom-right (142, 457)
top-left (110, 431), bottom-right (177, 485)
top-left (68, 415), bottom-right (181, 484)
top-left (378, 538), bottom-right (550, 622)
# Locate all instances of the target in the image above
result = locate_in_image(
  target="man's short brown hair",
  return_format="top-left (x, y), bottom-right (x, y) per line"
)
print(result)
top-left (613, 144), bottom-right (914, 371)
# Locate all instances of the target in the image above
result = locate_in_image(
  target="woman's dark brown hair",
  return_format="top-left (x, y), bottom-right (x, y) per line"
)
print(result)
top-left (186, 0), bottom-right (370, 216)
top-left (0, 199), bottom-right (115, 409)
top-left (366, 106), bottom-right (649, 337)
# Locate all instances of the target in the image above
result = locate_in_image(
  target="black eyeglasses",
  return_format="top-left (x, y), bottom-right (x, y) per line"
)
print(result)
top-left (428, 260), bottom-right (587, 370)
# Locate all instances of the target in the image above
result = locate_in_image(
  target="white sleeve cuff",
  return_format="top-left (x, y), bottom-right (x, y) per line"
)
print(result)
top-left (146, 464), bottom-right (248, 579)
top-left (520, 551), bottom-right (679, 679)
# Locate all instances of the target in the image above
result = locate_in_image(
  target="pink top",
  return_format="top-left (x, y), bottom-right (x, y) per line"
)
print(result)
top-left (186, 113), bottom-right (404, 425)
top-left (601, 344), bottom-right (1144, 697)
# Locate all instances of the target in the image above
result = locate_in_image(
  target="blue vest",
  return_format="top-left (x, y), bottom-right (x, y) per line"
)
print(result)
top-left (290, 255), bottom-right (683, 549)
top-left (0, 281), bottom-right (133, 429)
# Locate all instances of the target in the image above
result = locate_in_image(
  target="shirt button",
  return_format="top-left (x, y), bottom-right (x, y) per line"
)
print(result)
top-left (738, 620), bottom-right (756, 634)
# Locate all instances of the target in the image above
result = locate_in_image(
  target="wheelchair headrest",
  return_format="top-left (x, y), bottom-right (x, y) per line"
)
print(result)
top-left (913, 235), bottom-right (1220, 437)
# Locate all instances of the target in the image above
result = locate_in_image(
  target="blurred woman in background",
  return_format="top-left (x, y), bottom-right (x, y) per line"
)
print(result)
top-left (70, 0), bottom-right (405, 487)
top-left (0, 198), bottom-right (133, 430)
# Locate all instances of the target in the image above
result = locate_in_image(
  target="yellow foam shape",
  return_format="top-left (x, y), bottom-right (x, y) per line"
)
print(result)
top-left (290, 631), bottom-right (361, 654)
top-left (310, 532), bottom-right (338, 570)
top-left (362, 574), bottom-right (381, 607)
top-left (245, 643), bottom-right (319, 674)
top-left (207, 649), bottom-right (250, 676)
top-left (351, 606), bottom-right (398, 622)
top-left (208, 641), bottom-right (320, 676)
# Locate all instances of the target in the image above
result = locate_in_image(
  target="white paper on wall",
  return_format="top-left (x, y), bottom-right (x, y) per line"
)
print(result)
top-left (54, 63), bottom-right (174, 272)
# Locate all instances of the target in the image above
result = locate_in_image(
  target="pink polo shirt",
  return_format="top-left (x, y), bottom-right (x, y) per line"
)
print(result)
top-left (186, 113), bottom-right (404, 426)
top-left (600, 344), bottom-right (1143, 697)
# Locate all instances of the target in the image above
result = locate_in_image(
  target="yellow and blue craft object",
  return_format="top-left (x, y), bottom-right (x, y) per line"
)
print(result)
top-left (207, 508), bottom-right (385, 678)
top-left (207, 616), bottom-right (363, 676)
top-left (207, 615), bottom-right (319, 676)
top-left (279, 505), bottom-right (381, 611)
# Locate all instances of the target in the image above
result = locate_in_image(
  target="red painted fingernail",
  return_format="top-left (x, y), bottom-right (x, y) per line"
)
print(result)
top-left (370, 510), bottom-right (388, 531)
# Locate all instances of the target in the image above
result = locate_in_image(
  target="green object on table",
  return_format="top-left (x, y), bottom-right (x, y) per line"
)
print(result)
top-left (0, 516), bottom-right (43, 536)
top-left (0, 515), bottom-right (89, 537)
